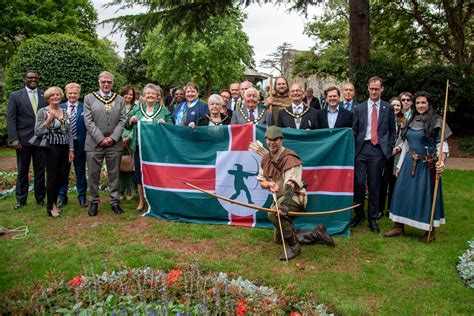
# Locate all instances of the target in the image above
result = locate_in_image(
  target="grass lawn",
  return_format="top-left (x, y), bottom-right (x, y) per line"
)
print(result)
top-left (0, 170), bottom-right (473, 314)
top-left (0, 147), bottom-right (16, 158)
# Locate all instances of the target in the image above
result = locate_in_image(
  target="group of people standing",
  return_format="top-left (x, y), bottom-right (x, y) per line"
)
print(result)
top-left (7, 70), bottom-right (449, 247)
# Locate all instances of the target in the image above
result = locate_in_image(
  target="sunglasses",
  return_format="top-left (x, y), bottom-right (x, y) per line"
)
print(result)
top-left (401, 98), bottom-right (411, 101)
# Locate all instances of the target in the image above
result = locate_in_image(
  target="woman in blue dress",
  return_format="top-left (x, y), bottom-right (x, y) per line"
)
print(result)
top-left (384, 91), bottom-right (451, 242)
top-left (172, 82), bottom-right (208, 128)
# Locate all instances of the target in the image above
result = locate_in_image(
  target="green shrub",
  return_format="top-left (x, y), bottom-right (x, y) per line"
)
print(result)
top-left (459, 137), bottom-right (474, 156)
top-left (353, 58), bottom-right (473, 132)
top-left (4, 34), bottom-right (123, 98)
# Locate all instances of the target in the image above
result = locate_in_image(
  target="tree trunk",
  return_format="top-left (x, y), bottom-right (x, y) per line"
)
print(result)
top-left (349, 0), bottom-right (370, 78)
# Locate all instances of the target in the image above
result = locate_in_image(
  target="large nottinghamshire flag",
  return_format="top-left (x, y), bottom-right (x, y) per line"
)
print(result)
top-left (139, 123), bottom-right (354, 236)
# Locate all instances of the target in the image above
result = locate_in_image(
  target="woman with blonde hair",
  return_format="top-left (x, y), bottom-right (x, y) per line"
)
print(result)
top-left (34, 87), bottom-right (74, 217)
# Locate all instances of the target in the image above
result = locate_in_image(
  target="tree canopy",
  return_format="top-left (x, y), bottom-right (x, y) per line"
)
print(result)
top-left (142, 10), bottom-right (254, 96)
top-left (0, 0), bottom-right (98, 69)
top-left (4, 34), bottom-right (124, 97)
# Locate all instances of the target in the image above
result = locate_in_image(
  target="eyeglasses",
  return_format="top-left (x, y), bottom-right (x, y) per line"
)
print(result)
top-left (290, 89), bottom-right (303, 93)
top-left (100, 80), bottom-right (113, 84)
top-left (401, 98), bottom-right (411, 101)
top-left (26, 76), bottom-right (38, 80)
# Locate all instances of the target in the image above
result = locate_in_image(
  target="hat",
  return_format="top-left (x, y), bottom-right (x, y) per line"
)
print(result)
top-left (265, 126), bottom-right (283, 139)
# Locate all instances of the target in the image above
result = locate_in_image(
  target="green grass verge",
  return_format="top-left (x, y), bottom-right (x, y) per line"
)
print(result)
top-left (0, 170), bottom-right (473, 314)
top-left (0, 147), bottom-right (15, 158)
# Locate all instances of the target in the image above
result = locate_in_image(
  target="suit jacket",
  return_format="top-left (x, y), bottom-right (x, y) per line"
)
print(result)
top-left (60, 101), bottom-right (87, 152)
top-left (277, 105), bottom-right (318, 130)
top-left (353, 100), bottom-right (396, 159)
top-left (303, 96), bottom-right (321, 110)
top-left (83, 92), bottom-right (126, 152)
top-left (7, 87), bottom-right (47, 145)
top-left (339, 100), bottom-right (358, 112)
top-left (231, 105), bottom-right (272, 125)
top-left (316, 106), bottom-right (353, 129)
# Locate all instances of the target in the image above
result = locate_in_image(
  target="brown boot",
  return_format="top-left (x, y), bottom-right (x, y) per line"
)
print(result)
top-left (421, 229), bottom-right (435, 243)
top-left (279, 231), bottom-right (301, 261)
top-left (313, 224), bottom-right (335, 247)
top-left (273, 228), bottom-right (283, 244)
top-left (384, 223), bottom-right (405, 237)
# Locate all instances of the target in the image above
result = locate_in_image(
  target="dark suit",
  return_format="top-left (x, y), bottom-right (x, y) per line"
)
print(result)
top-left (303, 96), bottom-right (321, 110)
top-left (58, 102), bottom-right (88, 204)
top-left (339, 100), bottom-right (358, 112)
top-left (316, 106), bottom-right (353, 129)
top-left (277, 105), bottom-right (318, 129)
top-left (7, 87), bottom-right (47, 204)
top-left (352, 100), bottom-right (395, 221)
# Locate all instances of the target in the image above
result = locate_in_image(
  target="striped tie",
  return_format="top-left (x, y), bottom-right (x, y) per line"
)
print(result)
top-left (70, 104), bottom-right (77, 139)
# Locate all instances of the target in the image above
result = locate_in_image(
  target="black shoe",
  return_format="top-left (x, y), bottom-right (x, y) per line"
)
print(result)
top-left (350, 215), bottom-right (366, 228)
top-left (36, 199), bottom-right (45, 206)
top-left (79, 200), bottom-right (89, 207)
top-left (13, 202), bottom-right (26, 210)
top-left (368, 220), bottom-right (380, 233)
top-left (112, 204), bottom-right (123, 214)
top-left (88, 203), bottom-right (98, 216)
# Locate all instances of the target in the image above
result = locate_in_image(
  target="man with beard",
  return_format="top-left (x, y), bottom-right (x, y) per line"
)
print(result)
top-left (231, 87), bottom-right (272, 125)
top-left (277, 83), bottom-right (318, 129)
top-left (264, 77), bottom-right (291, 126)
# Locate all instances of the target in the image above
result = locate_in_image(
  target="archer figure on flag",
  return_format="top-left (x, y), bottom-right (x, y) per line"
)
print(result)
top-left (228, 164), bottom-right (258, 204)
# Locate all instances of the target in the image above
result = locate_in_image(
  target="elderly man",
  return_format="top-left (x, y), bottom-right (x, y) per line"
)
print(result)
top-left (278, 83), bottom-right (318, 129)
top-left (228, 82), bottom-right (241, 111)
top-left (264, 77), bottom-right (291, 126)
top-left (316, 86), bottom-right (353, 129)
top-left (257, 126), bottom-right (334, 260)
top-left (339, 82), bottom-right (357, 111)
top-left (84, 71), bottom-right (126, 216)
top-left (231, 87), bottom-right (272, 125)
top-left (7, 70), bottom-right (47, 209)
top-left (58, 83), bottom-right (88, 208)
top-left (302, 87), bottom-right (321, 110)
top-left (352, 76), bottom-right (396, 233)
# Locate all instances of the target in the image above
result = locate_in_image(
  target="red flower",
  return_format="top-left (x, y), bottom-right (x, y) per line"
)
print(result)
top-left (236, 299), bottom-right (248, 316)
top-left (165, 269), bottom-right (182, 285)
top-left (290, 310), bottom-right (301, 316)
top-left (68, 276), bottom-right (83, 287)
top-left (148, 279), bottom-right (157, 287)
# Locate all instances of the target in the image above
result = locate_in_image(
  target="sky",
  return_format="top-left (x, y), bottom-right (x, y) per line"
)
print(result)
top-left (92, 1), bottom-right (321, 74)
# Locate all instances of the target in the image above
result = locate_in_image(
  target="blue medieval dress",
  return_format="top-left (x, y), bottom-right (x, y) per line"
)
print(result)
top-left (389, 116), bottom-right (451, 231)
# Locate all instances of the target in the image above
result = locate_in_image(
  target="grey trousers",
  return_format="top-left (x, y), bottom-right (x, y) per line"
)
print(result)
top-left (86, 149), bottom-right (121, 205)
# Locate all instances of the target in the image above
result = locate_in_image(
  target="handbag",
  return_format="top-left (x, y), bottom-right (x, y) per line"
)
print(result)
top-left (120, 148), bottom-right (134, 172)
top-left (28, 135), bottom-right (49, 148)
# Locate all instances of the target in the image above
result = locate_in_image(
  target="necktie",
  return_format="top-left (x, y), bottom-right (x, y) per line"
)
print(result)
top-left (249, 109), bottom-right (255, 121)
top-left (345, 102), bottom-right (350, 110)
top-left (104, 95), bottom-right (110, 100)
top-left (70, 104), bottom-right (77, 139)
top-left (371, 104), bottom-right (378, 145)
top-left (30, 90), bottom-right (38, 113)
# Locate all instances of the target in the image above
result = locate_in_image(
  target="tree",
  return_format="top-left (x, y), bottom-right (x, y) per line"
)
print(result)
top-left (4, 34), bottom-right (123, 97)
top-left (349, 0), bottom-right (370, 75)
top-left (385, 0), bottom-right (473, 76)
top-left (259, 42), bottom-right (293, 75)
top-left (0, 0), bottom-right (98, 69)
top-left (118, 24), bottom-right (152, 89)
top-left (142, 10), bottom-right (254, 96)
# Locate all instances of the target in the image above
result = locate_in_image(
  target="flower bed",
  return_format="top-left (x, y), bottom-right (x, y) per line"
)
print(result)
top-left (457, 240), bottom-right (474, 289)
top-left (2, 264), bottom-right (333, 315)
